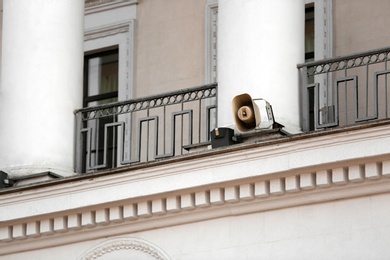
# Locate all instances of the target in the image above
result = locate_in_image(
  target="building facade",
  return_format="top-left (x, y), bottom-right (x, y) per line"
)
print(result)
top-left (1, 0), bottom-right (390, 259)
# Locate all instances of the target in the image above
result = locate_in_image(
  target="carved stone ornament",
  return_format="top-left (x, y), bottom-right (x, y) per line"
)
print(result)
top-left (79, 238), bottom-right (171, 260)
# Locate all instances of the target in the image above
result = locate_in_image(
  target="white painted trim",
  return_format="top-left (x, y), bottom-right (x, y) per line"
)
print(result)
top-left (305, 0), bottom-right (333, 60)
top-left (205, 0), bottom-right (219, 84)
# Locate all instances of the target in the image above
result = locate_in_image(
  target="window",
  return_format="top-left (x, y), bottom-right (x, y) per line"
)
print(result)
top-left (83, 48), bottom-right (119, 171)
top-left (83, 49), bottom-right (119, 107)
top-left (305, 6), bottom-right (315, 62)
top-left (305, 6), bottom-right (315, 130)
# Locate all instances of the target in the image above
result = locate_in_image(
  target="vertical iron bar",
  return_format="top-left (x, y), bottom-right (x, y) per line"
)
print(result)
top-left (137, 119), bottom-right (142, 162)
top-left (163, 104), bottom-right (166, 154)
top-left (326, 70), bottom-right (329, 123)
top-left (95, 119), bottom-right (99, 167)
top-left (354, 65), bottom-right (360, 120)
top-left (300, 66), bottom-right (309, 131)
top-left (86, 128), bottom-right (92, 171)
top-left (314, 84), bottom-right (319, 128)
top-left (335, 83), bottom-right (339, 126)
top-left (74, 112), bottom-right (82, 173)
top-left (154, 117), bottom-right (159, 159)
top-left (386, 52), bottom-right (388, 117)
top-left (365, 62), bottom-right (369, 118)
top-left (207, 107), bottom-right (210, 141)
top-left (119, 122), bottom-right (125, 167)
top-left (146, 120), bottom-right (149, 162)
top-left (189, 111), bottom-right (193, 145)
top-left (130, 111), bottom-right (133, 161)
top-left (215, 84), bottom-right (218, 133)
top-left (344, 81), bottom-right (348, 125)
top-left (344, 62), bottom-right (348, 125)
top-left (180, 97), bottom-right (184, 155)
top-left (103, 124), bottom-right (108, 168)
top-left (387, 74), bottom-right (389, 118)
top-left (114, 114), bottom-right (118, 168)
top-left (112, 124), bottom-right (116, 169)
top-left (198, 97), bottom-right (201, 144)
top-left (146, 103), bottom-right (150, 161)
top-left (170, 114), bottom-right (176, 156)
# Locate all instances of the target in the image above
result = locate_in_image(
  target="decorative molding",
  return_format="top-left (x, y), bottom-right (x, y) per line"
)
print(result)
top-left (85, 0), bottom-right (116, 8)
top-left (322, 0), bottom-right (333, 60)
top-left (84, 21), bottom-right (133, 42)
top-left (85, 0), bottom-right (138, 15)
top-left (79, 238), bottom-right (171, 260)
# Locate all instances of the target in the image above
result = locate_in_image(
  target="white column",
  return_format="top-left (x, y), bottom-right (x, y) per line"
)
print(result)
top-left (218, 0), bottom-right (305, 133)
top-left (0, 0), bottom-right (84, 177)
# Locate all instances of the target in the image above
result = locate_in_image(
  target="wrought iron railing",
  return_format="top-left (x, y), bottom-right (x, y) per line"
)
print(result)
top-left (298, 47), bottom-right (390, 132)
top-left (74, 84), bottom-right (217, 173)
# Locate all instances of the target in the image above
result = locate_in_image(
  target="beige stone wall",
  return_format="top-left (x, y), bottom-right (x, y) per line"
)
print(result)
top-left (134, 0), bottom-right (206, 98)
top-left (333, 0), bottom-right (390, 56)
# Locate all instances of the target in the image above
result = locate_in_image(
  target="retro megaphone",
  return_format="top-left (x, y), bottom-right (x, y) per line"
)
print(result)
top-left (232, 93), bottom-right (261, 133)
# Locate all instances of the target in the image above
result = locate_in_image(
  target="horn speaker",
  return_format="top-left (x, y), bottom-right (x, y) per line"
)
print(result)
top-left (232, 93), bottom-right (261, 133)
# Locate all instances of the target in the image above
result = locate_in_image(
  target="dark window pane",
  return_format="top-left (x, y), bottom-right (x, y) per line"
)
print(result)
top-left (305, 7), bottom-right (315, 62)
top-left (84, 49), bottom-right (119, 107)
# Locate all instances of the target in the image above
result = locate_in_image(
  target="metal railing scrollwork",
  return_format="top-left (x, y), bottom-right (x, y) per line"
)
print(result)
top-left (298, 47), bottom-right (390, 132)
top-left (74, 84), bottom-right (217, 173)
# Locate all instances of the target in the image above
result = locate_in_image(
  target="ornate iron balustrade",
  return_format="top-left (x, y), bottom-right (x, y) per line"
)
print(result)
top-left (74, 84), bottom-right (217, 173)
top-left (298, 47), bottom-right (390, 132)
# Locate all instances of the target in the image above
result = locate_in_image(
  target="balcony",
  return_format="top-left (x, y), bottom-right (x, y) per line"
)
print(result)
top-left (74, 84), bottom-right (217, 173)
top-left (75, 48), bottom-right (390, 173)
top-left (298, 47), bottom-right (390, 132)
